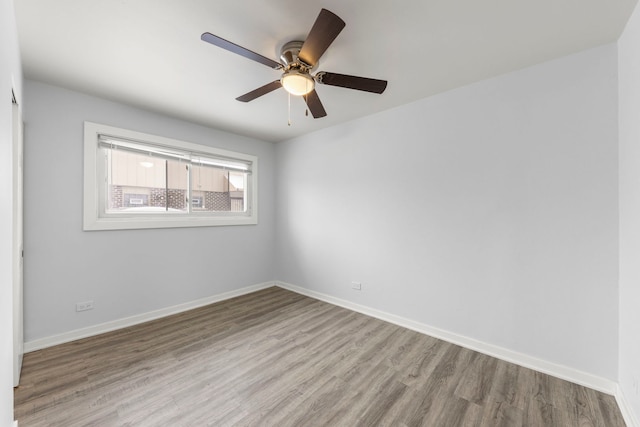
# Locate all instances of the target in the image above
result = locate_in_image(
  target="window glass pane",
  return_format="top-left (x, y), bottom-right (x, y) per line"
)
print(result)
top-left (166, 158), bottom-right (188, 212)
top-left (191, 164), bottom-right (247, 212)
top-left (106, 149), bottom-right (187, 213)
top-left (229, 171), bottom-right (246, 212)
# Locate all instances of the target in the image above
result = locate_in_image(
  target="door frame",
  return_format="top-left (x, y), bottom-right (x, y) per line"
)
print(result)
top-left (12, 90), bottom-right (24, 387)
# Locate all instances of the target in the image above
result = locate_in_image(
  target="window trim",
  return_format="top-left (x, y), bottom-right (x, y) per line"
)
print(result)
top-left (83, 122), bottom-right (258, 231)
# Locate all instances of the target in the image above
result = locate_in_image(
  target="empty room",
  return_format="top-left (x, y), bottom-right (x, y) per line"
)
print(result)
top-left (2, 0), bottom-right (640, 426)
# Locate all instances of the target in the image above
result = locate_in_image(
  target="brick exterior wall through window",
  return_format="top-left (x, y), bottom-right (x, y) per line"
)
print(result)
top-left (110, 186), bottom-right (243, 212)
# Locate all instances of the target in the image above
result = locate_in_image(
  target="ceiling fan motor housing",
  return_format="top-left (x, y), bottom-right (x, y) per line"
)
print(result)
top-left (279, 40), bottom-right (316, 96)
top-left (280, 41), bottom-right (316, 72)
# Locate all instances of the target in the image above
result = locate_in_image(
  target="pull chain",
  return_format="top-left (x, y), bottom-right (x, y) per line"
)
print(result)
top-left (305, 79), bottom-right (309, 117)
top-left (288, 92), bottom-right (291, 126)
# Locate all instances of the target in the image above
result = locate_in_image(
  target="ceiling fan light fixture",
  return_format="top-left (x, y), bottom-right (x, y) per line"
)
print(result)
top-left (202, 8), bottom-right (385, 119)
top-left (281, 70), bottom-right (315, 96)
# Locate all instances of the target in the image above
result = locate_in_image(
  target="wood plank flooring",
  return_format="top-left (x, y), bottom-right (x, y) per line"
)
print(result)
top-left (14, 287), bottom-right (626, 426)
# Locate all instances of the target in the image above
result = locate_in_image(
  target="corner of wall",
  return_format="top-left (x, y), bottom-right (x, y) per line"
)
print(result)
top-left (616, 384), bottom-right (640, 427)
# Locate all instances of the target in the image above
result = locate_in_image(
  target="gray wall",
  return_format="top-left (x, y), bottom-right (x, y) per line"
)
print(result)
top-left (276, 44), bottom-right (619, 381)
top-left (618, 1), bottom-right (640, 420)
top-left (23, 81), bottom-right (276, 342)
top-left (1, 0), bottom-right (23, 424)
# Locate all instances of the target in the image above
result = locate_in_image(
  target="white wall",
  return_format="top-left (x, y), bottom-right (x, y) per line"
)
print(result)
top-left (22, 80), bottom-right (276, 342)
top-left (618, 1), bottom-right (640, 422)
top-left (276, 44), bottom-right (619, 381)
top-left (0, 0), bottom-right (22, 424)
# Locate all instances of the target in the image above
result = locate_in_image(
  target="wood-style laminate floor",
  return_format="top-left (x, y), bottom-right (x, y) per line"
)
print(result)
top-left (14, 287), bottom-right (626, 426)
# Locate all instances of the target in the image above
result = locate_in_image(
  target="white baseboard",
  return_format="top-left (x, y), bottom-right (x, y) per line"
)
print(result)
top-left (23, 281), bottom-right (276, 353)
top-left (275, 281), bottom-right (618, 396)
top-left (616, 384), bottom-right (640, 427)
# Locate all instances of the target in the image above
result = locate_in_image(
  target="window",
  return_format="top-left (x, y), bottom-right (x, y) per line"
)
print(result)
top-left (84, 122), bottom-right (257, 230)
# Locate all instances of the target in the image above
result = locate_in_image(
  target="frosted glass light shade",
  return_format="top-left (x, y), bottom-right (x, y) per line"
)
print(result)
top-left (281, 71), bottom-right (315, 96)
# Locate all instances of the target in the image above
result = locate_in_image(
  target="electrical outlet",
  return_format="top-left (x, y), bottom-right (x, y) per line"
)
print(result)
top-left (76, 300), bottom-right (94, 312)
top-left (351, 281), bottom-right (362, 291)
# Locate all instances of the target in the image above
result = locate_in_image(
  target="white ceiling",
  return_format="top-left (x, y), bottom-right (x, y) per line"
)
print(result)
top-left (15, 0), bottom-right (638, 142)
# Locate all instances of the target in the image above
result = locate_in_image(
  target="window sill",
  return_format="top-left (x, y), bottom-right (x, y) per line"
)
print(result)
top-left (83, 214), bottom-right (257, 231)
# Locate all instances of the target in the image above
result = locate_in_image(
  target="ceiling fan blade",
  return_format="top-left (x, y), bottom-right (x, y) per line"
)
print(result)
top-left (304, 89), bottom-right (327, 118)
top-left (298, 9), bottom-right (345, 67)
top-left (236, 81), bottom-right (282, 102)
top-left (201, 32), bottom-right (281, 69)
top-left (316, 72), bottom-right (387, 94)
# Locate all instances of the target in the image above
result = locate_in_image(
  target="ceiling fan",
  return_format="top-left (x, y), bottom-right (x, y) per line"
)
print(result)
top-left (201, 8), bottom-right (387, 119)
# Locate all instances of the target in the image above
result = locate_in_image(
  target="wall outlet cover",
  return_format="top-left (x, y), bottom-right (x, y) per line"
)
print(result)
top-left (76, 301), bottom-right (94, 312)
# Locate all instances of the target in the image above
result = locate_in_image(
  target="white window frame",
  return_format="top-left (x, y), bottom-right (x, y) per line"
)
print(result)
top-left (83, 122), bottom-right (258, 231)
